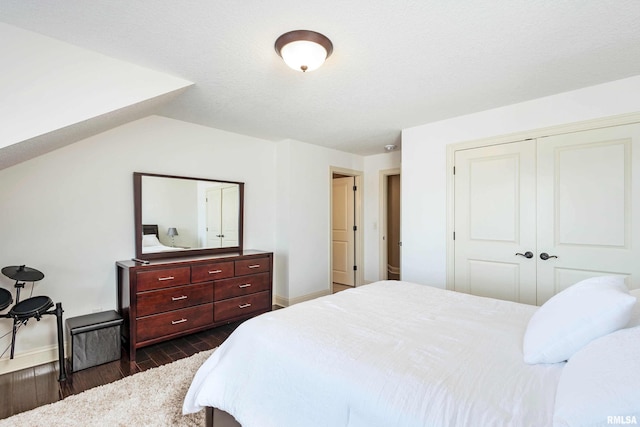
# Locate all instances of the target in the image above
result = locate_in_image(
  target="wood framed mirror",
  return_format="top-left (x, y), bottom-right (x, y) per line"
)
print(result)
top-left (134, 172), bottom-right (244, 260)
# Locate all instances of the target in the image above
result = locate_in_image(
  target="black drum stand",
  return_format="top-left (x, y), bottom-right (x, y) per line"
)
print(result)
top-left (0, 265), bottom-right (66, 381)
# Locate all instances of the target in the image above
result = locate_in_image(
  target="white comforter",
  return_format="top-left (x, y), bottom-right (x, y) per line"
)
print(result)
top-left (142, 244), bottom-right (186, 253)
top-left (183, 281), bottom-right (563, 427)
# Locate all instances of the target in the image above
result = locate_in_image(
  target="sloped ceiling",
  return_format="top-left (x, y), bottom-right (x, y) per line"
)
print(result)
top-left (2, 0), bottom-right (640, 167)
top-left (0, 23), bottom-right (192, 170)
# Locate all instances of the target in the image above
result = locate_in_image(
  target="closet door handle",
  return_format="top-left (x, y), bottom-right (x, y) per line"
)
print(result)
top-left (515, 251), bottom-right (533, 259)
top-left (539, 252), bottom-right (558, 260)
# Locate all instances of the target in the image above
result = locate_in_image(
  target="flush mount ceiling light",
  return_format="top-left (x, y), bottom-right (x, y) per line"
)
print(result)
top-left (384, 144), bottom-right (398, 152)
top-left (275, 30), bottom-right (333, 72)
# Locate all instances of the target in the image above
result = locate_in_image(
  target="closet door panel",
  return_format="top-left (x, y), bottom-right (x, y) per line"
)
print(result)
top-left (553, 268), bottom-right (631, 295)
top-left (536, 123), bottom-right (640, 303)
top-left (467, 260), bottom-right (522, 302)
top-left (454, 141), bottom-right (537, 305)
top-left (556, 142), bottom-right (627, 247)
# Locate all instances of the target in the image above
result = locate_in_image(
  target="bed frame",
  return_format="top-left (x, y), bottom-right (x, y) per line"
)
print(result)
top-left (206, 407), bottom-right (241, 427)
top-left (142, 224), bottom-right (159, 238)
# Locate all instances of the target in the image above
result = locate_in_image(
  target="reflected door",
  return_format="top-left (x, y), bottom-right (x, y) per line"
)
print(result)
top-left (206, 187), bottom-right (223, 248)
top-left (206, 185), bottom-right (239, 248)
top-left (220, 185), bottom-right (239, 247)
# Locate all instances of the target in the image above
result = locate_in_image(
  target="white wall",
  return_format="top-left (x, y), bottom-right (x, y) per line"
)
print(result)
top-left (0, 115), bottom-right (276, 372)
top-left (0, 114), bottom-right (392, 371)
top-left (401, 75), bottom-right (640, 288)
top-left (363, 151), bottom-right (401, 282)
top-left (142, 176), bottom-right (198, 247)
top-left (275, 139), bottom-right (364, 304)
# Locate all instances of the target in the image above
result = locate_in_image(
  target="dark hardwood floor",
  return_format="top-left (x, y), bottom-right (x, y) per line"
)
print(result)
top-left (0, 320), bottom-right (243, 420)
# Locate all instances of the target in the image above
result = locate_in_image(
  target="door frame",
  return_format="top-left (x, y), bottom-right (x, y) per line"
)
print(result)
top-left (446, 112), bottom-right (640, 291)
top-left (330, 166), bottom-right (364, 289)
top-left (379, 168), bottom-right (401, 280)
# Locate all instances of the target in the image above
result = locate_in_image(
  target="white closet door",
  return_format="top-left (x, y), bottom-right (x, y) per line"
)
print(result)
top-left (536, 123), bottom-right (640, 303)
top-left (206, 186), bottom-right (240, 248)
top-left (221, 185), bottom-right (239, 247)
top-left (454, 141), bottom-right (537, 304)
top-left (206, 187), bottom-right (223, 248)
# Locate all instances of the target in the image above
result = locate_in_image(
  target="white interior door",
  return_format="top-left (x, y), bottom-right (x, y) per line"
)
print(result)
top-left (221, 185), bottom-right (239, 247)
top-left (454, 122), bottom-right (640, 305)
top-left (332, 177), bottom-right (355, 286)
top-left (536, 123), bottom-right (640, 303)
top-left (454, 140), bottom-right (537, 304)
top-left (206, 187), bottom-right (222, 248)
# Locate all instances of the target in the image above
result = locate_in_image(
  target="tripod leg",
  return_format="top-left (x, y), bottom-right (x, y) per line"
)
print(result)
top-left (10, 318), bottom-right (18, 359)
top-left (55, 303), bottom-right (66, 381)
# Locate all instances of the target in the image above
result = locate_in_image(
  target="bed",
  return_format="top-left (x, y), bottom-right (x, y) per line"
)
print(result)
top-left (141, 224), bottom-right (186, 253)
top-left (183, 279), bottom-right (640, 427)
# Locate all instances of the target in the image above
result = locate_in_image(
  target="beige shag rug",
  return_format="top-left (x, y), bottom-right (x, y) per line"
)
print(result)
top-left (0, 349), bottom-right (214, 427)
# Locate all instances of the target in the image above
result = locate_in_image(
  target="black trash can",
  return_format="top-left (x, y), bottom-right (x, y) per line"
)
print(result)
top-left (66, 310), bottom-right (123, 372)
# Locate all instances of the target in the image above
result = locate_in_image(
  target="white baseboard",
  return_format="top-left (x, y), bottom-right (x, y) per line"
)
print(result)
top-left (274, 288), bottom-right (331, 307)
top-left (0, 343), bottom-right (66, 375)
top-left (273, 295), bottom-right (289, 307)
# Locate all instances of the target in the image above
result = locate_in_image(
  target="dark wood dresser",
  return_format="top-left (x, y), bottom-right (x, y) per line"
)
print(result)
top-left (116, 250), bottom-right (272, 361)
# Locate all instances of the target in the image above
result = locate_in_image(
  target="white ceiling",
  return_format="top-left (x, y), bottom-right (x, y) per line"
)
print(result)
top-left (2, 0), bottom-right (640, 158)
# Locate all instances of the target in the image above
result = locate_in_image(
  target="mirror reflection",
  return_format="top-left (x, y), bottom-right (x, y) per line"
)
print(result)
top-left (134, 173), bottom-right (244, 259)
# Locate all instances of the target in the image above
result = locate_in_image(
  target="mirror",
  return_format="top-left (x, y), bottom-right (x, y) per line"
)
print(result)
top-left (134, 172), bottom-right (244, 260)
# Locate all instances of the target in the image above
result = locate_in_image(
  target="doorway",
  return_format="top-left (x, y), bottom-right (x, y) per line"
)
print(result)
top-left (380, 169), bottom-right (401, 280)
top-left (331, 168), bottom-right (363, 293)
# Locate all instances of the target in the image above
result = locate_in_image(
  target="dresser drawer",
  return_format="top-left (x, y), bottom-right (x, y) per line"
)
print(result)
top-left (136, 282), bottom-right (213, 317)
top-left (235, 257), bottom-right (270, 276)
top-left (214, 273), bottom-right (270, 301)
top-left (136, 304), bottom-right (213, 342)
top-left (137, 267), bottom-right (191, 292)
top-left (214, 291), bottom-right (271, 322)
top-left (191, 261), bottom-right (234, 283)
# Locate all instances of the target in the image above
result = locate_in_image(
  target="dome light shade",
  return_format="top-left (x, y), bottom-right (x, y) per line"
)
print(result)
top-left (275, 30), bottom-right (333, 72)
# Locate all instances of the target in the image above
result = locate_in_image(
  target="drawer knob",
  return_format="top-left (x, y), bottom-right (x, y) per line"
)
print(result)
top-left (248, 264), bottom-right (260, 269)
top-left (158, 276), bottom-right (175, 281)
top-left (238, 284), bottom-right (252, 288)
top-left (209, 269), bottom-right (223, 274)
top-left (239, 303), bottom-right (252, 309)
top-left (171, 295), bottom-right (188, 301)
top-left (171, 318), bottom-right (188, 325)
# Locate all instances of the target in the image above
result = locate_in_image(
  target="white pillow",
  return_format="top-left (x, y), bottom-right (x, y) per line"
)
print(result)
top-left (142, 234), bottom-right (161, 247)
top-left (553, 325), bottom-right (640, 427)
top-left (523, 276), bottom-right (635, 364)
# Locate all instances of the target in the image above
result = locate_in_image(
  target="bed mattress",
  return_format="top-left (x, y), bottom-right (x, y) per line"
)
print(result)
top-left (183, 280), bottom-right (563, 426)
